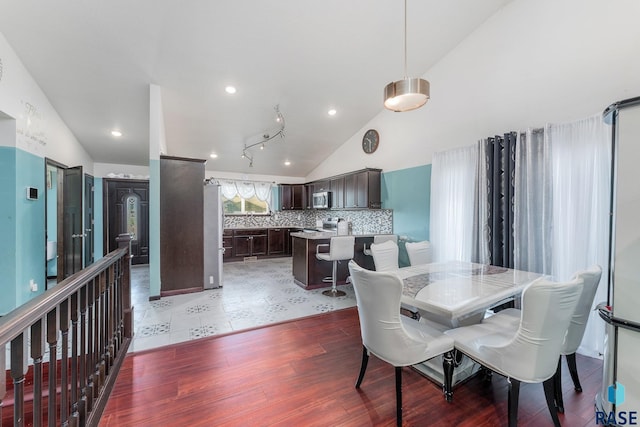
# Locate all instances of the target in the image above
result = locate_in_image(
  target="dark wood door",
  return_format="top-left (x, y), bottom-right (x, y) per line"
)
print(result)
top-left (104, 179), bottom-right (149, 265)
top-left (84, 174), bottom-right (94, 266)
top-left (60, 166), bottom-right (83, 280)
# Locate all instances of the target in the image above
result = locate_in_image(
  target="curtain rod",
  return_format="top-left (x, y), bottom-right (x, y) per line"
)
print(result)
top-left (204, 177), bottom-right (277, 186)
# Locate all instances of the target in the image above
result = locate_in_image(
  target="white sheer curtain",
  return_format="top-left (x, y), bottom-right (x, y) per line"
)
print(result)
top-left (513, 114), bottom-right (611, 357)
top-left (430, 145), bottom-right (478, 262)
top-left (514, 128), bottom-right (553, 274)
top-left (547, 114), bottom-right (611, 357)
top-left (218, 179), bottom-right (273, 203)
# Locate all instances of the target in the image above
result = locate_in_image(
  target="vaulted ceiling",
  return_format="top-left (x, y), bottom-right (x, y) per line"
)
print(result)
top-left (0, 0), bottom-right (511, 177)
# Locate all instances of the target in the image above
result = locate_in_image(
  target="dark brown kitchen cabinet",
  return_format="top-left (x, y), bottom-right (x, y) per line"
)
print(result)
top-left (330, 177), bottom-right (345, 209)
top-left (344, 169), bottom-right (381, 209)
top-left (223, 229), bottom-right (233, 261)
top-left (268, 228), bottom-right (286, 255)
top-left (233, 229), bottom-right (267, 257)
top-left (160, 155), bottom-right (205, 296)
top-left (286, 228), bottom-right (302, 255)
top-left (280, 184), bottom-right (305, 210)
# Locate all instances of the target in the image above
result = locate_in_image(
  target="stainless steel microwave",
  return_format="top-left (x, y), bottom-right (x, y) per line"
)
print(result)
top-left (312, 191), bottom-right (332, 209)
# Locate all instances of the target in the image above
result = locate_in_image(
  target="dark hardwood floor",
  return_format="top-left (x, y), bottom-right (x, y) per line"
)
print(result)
top-left (99, 308), bottom-right (603, 426)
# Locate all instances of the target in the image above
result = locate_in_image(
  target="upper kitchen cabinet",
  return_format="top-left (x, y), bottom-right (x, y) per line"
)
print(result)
top-left (330, 176), bottom-right (345, 209)
top-left (344, 169), bottom-right (381, 209)
top-left (279, 184), bottom-right (305, 210)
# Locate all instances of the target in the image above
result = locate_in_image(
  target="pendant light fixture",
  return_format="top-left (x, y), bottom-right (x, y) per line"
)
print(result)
top-left (384, 0), bottom-right (430, 112)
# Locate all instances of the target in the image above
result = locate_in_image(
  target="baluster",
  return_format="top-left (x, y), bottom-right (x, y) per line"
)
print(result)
top-left (46, 308), bottom-right (58, 427)
top-left (98, 270), bottom-right (106, 391)
top-left (113, 260), bottom-right (121, 356)
top-left (11, 333), bottom-right (26, 427)
top-left (116, 235), bottom-right (133, 339)
top-left (0, 344), bottom-right (5, 424)
top-left (104, 265), bottom-right (113, 376)
top-left (30, 319), bottom-right (45, 427)
top-left (70, 291), bottom-right (80, 427)
top-left (86, 278), bottom-right (95, 412)
top-left (60, 299), bottom-right (70, 424)
top-left (78, 284), bottom-right (88, 424)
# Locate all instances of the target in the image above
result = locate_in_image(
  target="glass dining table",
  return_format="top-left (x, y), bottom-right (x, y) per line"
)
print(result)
top-left (391, 260), bottom-right (544, 398)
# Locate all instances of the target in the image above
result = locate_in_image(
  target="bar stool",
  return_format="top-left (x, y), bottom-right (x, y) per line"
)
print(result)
top-left (316, 235), bottom-right (355, 297)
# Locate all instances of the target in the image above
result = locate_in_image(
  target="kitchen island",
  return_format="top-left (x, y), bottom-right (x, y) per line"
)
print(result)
top-left (290, 231), bottom-right (379, 290)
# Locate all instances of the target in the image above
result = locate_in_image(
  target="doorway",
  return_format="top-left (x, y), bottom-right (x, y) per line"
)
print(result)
top-left (103, 179), bottom-right (149, 265)
top-left (45, 159), bottom-right (85, 287)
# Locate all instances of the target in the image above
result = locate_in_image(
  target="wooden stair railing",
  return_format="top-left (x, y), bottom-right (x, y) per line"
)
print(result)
top-left (1, 235), bottom-right (133, 427)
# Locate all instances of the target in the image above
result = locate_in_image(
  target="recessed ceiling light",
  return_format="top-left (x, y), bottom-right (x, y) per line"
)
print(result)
top-left (210, 153), bottom-right (218, 159)
top-left (284, 160), bottom-right (291, 166)
top-left (225, 86), bottom-right (237, 94)
top-left (111, 130), bottom-right (122, 137)
top-left (328, 109), bottom-right (337, 116)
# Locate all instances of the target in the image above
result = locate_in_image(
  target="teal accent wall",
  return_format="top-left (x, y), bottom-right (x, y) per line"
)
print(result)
top-left (0, 146), bottom-right (18, 314)
top-left (381, 165), bottom-right (432, 265)
top-left (94, 177), bottom-right (104, 262)
top-left (149, 158), bottom-right (161, 298)
top-left (0, 147), bottom-right (46, 314)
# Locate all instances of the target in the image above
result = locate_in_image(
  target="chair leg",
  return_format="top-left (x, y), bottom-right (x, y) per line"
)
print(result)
top-left (554, 357), bottom-right (564, 413)
top-left (355, 346), bottom-right (369, 388)
top-left (395, 366), bottom-right (402, 427)
top-left (507, 378), bottom-right (520, 427)
top-left (565, 353), bottom-right (582, 392)
top-left (543, 377), bottom-right (562, 427)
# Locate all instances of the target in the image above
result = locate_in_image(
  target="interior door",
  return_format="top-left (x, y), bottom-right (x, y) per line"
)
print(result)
top-left (104, 179), bottom-right (149, 264)
top-left (60, 166), bottom-right (83, 280)
top-left (84, 174), bottom-right (94, 266)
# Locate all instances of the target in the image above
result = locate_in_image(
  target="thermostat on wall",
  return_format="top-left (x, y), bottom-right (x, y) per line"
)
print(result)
top-left (26, 187), bottom-right (38, 200)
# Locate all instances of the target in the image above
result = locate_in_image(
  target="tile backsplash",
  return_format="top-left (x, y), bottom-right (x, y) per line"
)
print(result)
top-left (224, 209), bottom-right (393, 234)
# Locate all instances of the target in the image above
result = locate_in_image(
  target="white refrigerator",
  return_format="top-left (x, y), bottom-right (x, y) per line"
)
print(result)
top-left (203, 181), bottom-right (223, 289)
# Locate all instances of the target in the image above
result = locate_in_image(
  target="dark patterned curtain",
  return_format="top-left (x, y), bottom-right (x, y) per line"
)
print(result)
top-left (484, 132), bottom-right (517, 268)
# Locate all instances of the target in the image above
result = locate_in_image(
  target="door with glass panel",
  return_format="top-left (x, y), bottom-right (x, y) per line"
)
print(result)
top-left (104, 178), bottom-right (149, 264)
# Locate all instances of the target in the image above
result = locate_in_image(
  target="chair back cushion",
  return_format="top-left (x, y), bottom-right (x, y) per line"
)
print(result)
top-left (504, 276), bottom-right (583, 381)
top-left (370, 240), bottom-right (399, 272)
top-left (562, 265), bottom-right (603, 354)
top-left (348, 261), bottom-right (453, 365)
top-left (328, 235), bottom-right (355, 261)
top-left (373, 234), bottom-right (398, 245)
top-left (405, 241), bottom-right (433, 266)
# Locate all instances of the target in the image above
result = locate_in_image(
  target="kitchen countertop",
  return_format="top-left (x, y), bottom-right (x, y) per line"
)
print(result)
top-left (290, 231), bottom-right (391, 240)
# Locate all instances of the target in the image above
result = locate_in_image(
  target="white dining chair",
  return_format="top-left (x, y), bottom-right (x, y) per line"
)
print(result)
top-left (482, 265), bottom-right (602, 413)
top-left (369, 239), bottom-right (399, 272)
top-left (348, 260), bottom-right (454, 427)
top-left (315, 235), bottom-right (355, 297)
top-left (363, 234), bottom-right (398, 256)
top-left (445, 276), bottom-right (584, 427)
top-left (405, 240), bottom-right (433, 266)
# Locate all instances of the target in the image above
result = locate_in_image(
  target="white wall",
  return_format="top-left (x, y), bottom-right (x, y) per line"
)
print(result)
top-left (94, 162), bottom-right (150, 178)
top-left (0, 32), bottom-right (93, 171)
top-left (307, 0), bottom-right (640, 180)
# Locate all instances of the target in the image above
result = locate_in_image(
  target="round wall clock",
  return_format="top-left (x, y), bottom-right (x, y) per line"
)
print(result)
top-left (362, 129), bottom-right (379, 154)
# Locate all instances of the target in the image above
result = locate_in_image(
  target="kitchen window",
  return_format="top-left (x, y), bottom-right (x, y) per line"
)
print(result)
top-left (220, 179), bottom-right (272, 215)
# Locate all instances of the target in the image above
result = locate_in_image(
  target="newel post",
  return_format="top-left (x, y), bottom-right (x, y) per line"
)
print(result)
top-left (116, 233), bottom-right (134, 338)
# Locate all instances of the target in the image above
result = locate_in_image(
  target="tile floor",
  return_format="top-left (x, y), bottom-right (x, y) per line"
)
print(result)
top-left (129, 257), bottom-right (357, 352)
